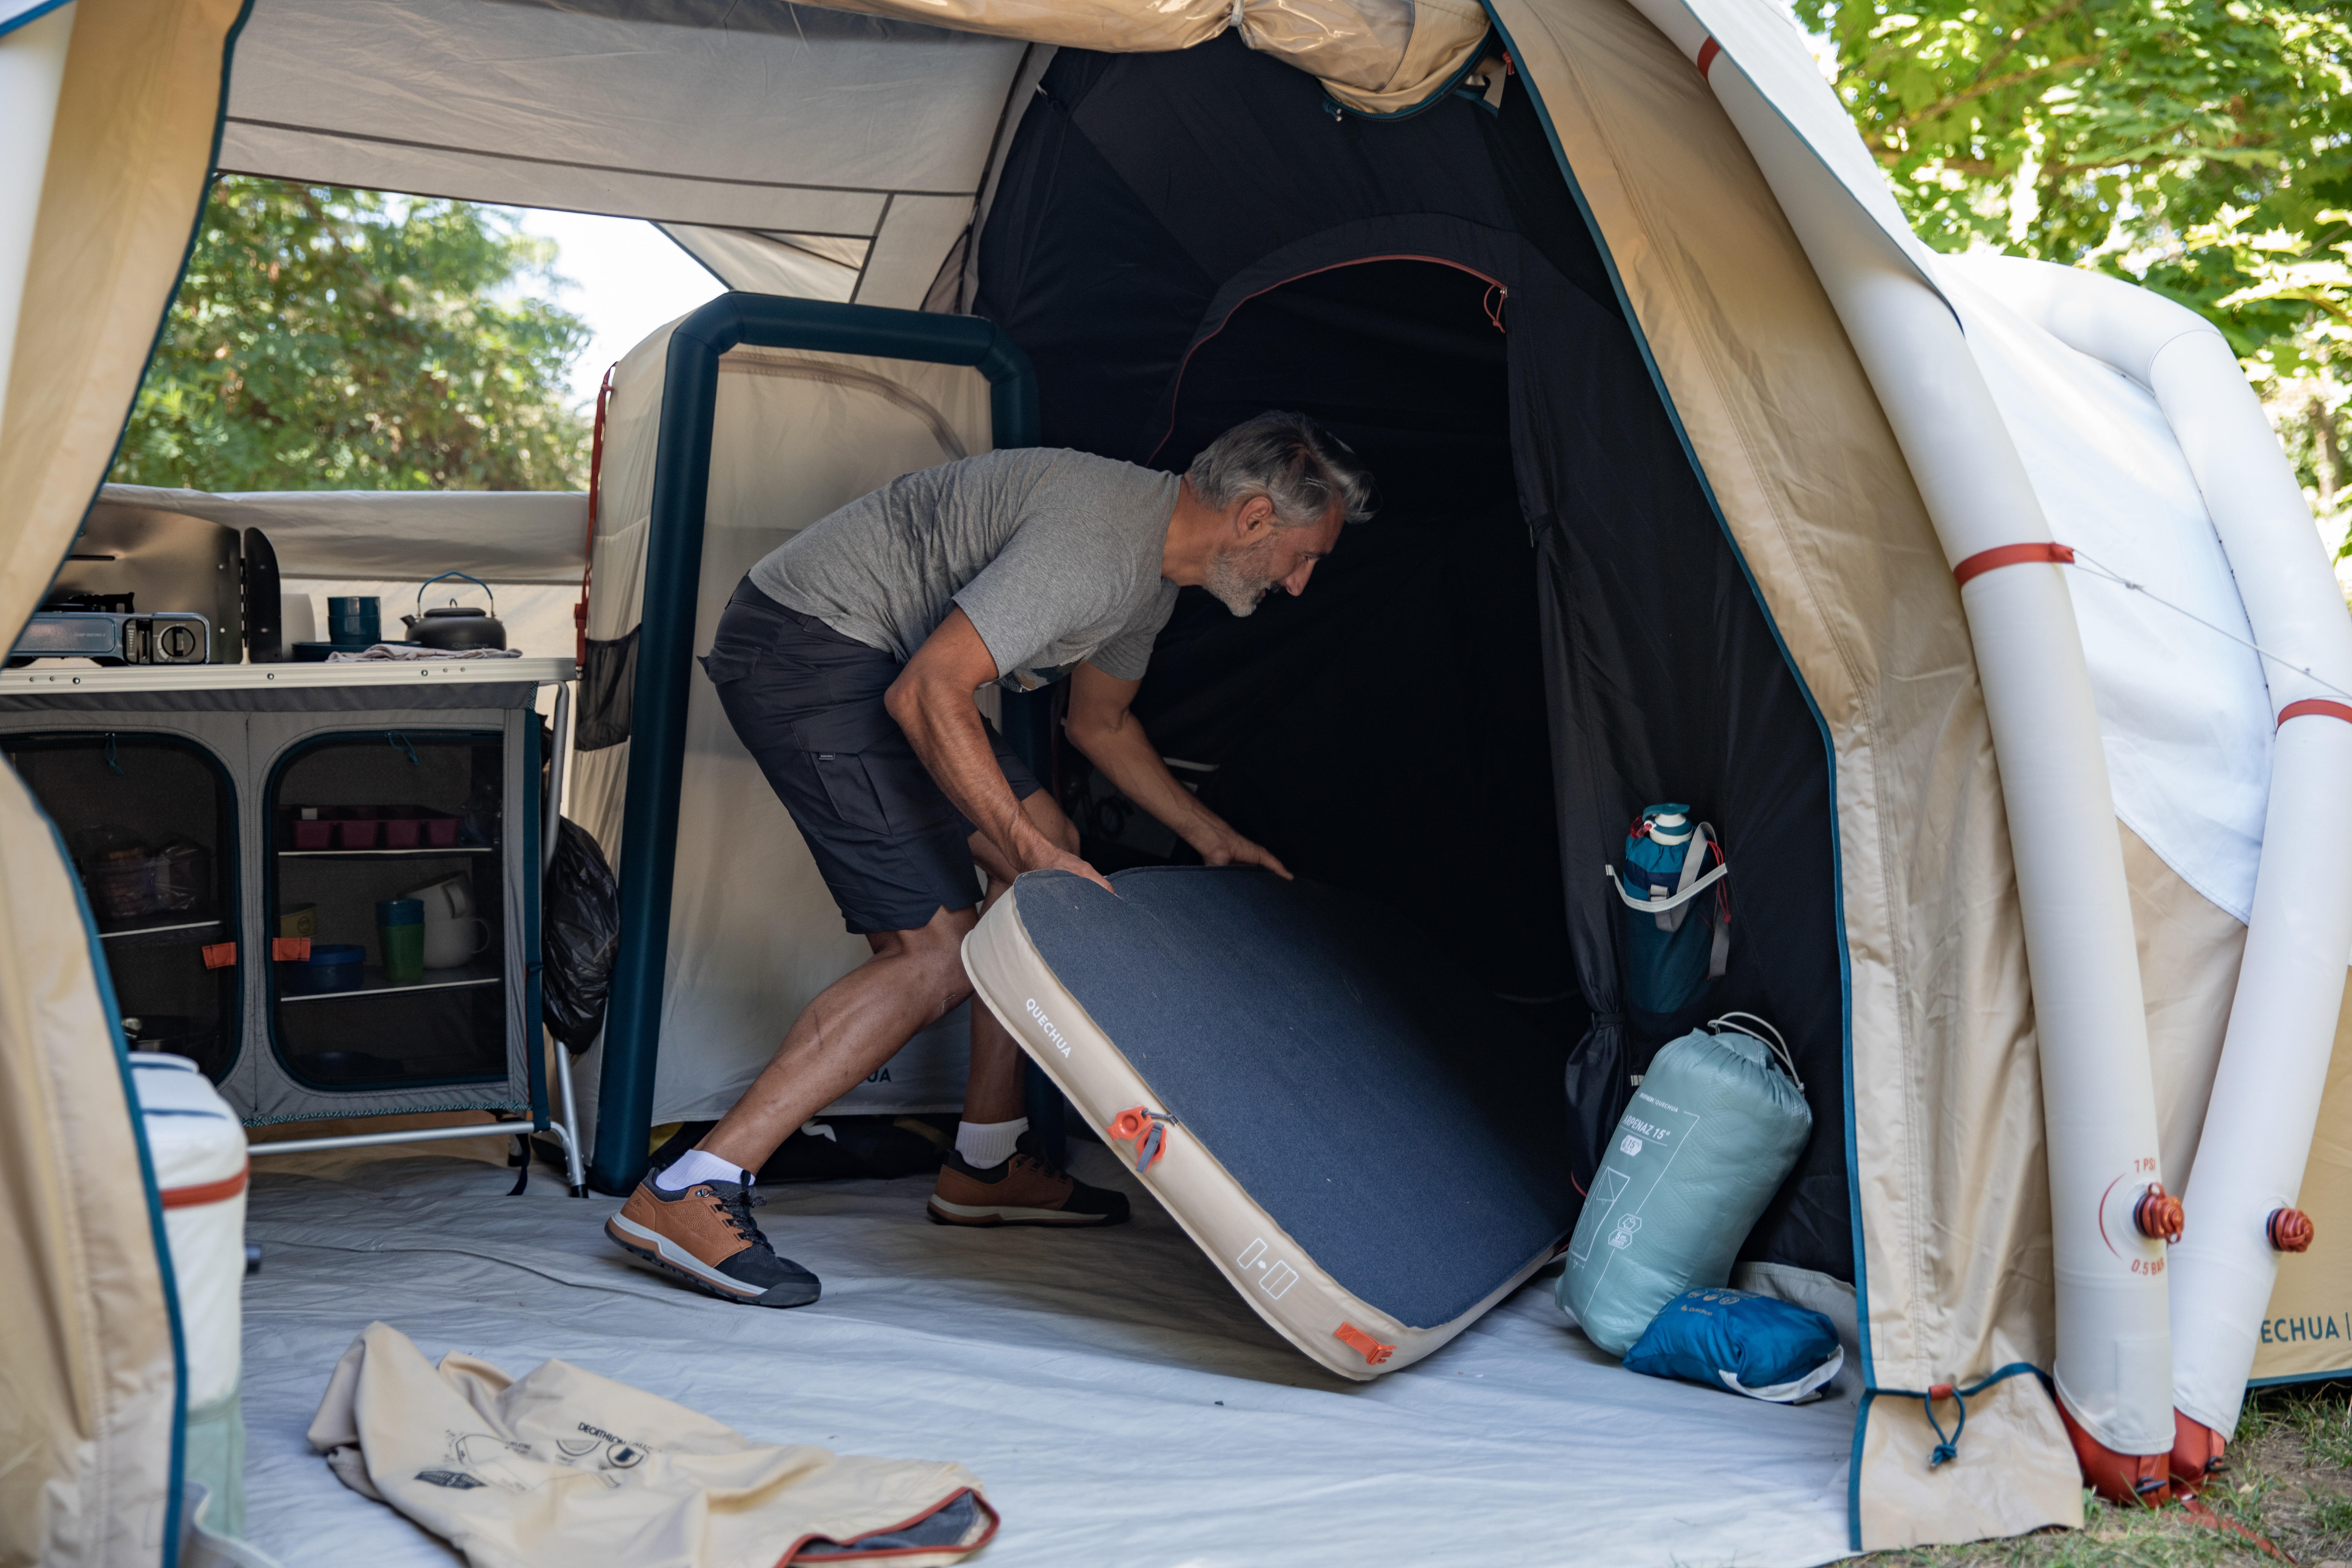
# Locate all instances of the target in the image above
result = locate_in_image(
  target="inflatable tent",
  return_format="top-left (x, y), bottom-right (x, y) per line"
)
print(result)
top-left (7, 0), bottom-right (2352, 1561)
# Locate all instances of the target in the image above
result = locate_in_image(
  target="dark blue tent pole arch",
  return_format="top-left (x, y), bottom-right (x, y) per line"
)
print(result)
top-left (589, 292), bottom-right (1040, 1195)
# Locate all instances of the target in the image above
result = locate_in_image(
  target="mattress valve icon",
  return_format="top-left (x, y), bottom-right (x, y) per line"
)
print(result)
top-left (1608, 1214), bottom-right (1643, 1251)
top-left (1107, 1105), bottom-right (1177, 1172)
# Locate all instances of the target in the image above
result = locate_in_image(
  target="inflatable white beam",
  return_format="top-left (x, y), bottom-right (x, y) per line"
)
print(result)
top-left (1975, 255), bottom-right (2352, 1472)
top-left (1616, 1), bottom-right (2179, 1487)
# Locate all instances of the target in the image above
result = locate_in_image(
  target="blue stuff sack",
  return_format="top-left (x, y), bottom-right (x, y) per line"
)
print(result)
top-left (1556, 1013), bottom-right (1812, 1355)
top-left (1623, 1288), bottom-right (1844, 1402)
top-left (1608, 804), bottom-right (1728, 1017)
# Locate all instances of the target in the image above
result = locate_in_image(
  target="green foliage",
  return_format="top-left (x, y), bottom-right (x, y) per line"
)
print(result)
top-left (111, 177), bottom-right (591, 492)
top-left (1800, 0), bottom-right (2352, 379)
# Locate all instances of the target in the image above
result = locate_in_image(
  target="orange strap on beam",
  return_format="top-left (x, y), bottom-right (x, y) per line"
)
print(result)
top-left (2277, 698), bottom-right (2352, 729)
top-left (1952, 541), bottom-right (2076, 586)
top-left (201, 942), bottom-right (236, 969)
top-left (161, 1163), bottom-right (248, 1209)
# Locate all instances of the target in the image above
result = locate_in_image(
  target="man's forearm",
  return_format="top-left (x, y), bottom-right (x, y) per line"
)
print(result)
top-left (1069, 711), bottom-right (1220, 848)
top-left (891, 680), bottom-right (1050, 866)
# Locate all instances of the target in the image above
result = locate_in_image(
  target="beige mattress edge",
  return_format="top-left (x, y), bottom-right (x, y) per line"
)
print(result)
top-left (961, 895), bottom-right (1559, 1380)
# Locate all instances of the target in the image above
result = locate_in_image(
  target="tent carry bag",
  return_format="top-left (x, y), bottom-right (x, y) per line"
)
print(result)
top-left (1607, 803), bottom-right (1728, 1017)
top-left (1555, 1013), bottom-right (1812, 1356)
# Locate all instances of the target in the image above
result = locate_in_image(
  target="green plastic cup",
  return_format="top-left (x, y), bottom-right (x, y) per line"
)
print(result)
top-left (376, 897), bottom-right (425, 984)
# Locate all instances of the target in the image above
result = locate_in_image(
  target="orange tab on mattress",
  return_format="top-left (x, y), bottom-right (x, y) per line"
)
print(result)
top-left (1334, 1323), bottom-right (1394, 1366)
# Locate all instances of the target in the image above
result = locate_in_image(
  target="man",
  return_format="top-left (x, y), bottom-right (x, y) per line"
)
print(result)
top-left (603, 411), bottom-right (1374, 1307)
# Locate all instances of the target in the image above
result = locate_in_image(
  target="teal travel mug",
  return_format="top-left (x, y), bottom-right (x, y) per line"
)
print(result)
top-left (376, 897), bottom-right (425, 983)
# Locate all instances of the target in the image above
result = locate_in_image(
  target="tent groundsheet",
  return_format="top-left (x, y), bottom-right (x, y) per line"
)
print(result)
top-left (236, 1143), bottom-right (1858, 1567)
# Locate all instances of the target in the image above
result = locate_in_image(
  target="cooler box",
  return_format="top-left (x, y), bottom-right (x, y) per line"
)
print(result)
top-left (133, 1054), bottom-right (249, 1533)
top-left (963, 866), bottom-right (1578, 1378)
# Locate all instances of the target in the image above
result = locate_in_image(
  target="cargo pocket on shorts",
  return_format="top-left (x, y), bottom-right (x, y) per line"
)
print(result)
top-left (809, 752), bottom-right (892, 839)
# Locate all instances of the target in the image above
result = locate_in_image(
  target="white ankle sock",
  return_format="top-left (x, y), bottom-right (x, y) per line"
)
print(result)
top-left (656, 1148), bottom-right (749, 1193)
top-left (955, 1117), bottom-right (1028, 1170)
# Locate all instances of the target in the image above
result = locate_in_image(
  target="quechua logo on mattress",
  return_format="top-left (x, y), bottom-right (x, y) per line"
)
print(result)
top-left (1025, 998), bottom-right (1072, 1057)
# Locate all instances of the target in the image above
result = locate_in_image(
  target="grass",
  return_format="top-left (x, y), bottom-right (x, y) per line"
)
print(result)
top-left (1866, 1383), bottom-right (2352, 1568)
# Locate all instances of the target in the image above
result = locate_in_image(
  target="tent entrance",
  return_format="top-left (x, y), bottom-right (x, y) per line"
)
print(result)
top-left (1070, 259), bottom-right (1581, 1034)
top-left (975, 35), bottom-right (1851, 1286)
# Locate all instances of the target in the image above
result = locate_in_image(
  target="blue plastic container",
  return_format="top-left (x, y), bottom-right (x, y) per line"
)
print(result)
top-left (283, 942), bottom-right (366, 995)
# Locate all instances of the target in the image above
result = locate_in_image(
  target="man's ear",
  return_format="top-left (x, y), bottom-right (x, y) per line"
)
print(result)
top-left (1234, 495), bottom-right (1277, 543)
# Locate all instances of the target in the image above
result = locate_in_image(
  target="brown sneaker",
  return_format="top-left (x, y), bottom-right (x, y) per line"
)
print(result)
top-left (605, 1174), bottom-right (821, 1306)
top-left (926, 1132), bottom-right (1131, 1227)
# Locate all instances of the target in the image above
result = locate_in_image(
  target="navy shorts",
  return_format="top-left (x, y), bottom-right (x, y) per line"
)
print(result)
top-left (700, 578), bottom-right (1041, 936)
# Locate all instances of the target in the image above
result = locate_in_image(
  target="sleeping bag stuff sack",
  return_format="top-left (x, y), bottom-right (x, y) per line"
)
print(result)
top-left (1606, 804), bottom-right (1729, 1017)
top-left (1556, 1014), bottom-right (1811, 1355)
top-left (963, 866), bottom-right (1579, 1380)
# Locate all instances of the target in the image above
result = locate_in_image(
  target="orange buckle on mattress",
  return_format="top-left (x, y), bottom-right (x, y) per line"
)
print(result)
top-left (1335, 1323), bottom-right (1395, 1366)
top-left (271, 937), bottom-right (311, 962)
top-left (201, 942), bottom-right (237, 969)
top-left (1106, 1106), bottom-right (1176, 1173)
top-left (1952, 541), bottom-right (2077, 586)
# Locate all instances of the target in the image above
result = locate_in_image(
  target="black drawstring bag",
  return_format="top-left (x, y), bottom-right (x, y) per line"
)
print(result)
top-left (544, 817), bottom-right (618, 1055)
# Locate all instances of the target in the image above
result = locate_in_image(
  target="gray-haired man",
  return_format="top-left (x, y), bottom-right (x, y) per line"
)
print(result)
top-left (604, 411), bottom-right (1374, 1307)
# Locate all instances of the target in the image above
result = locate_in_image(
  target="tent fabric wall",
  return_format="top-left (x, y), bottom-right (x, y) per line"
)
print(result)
top-left (218, 0), bottom-right (1029, 312)
top-left (0, 0), bottom-right (245, 636)
top-left (0, 759), bottom-right (186, 1566)
top-left (569, 321), bottom-right (997, 1123)
top-left (2253, 967), bottom-right (2352, 1383)
top-left (2122, 825), bottom-right (2248, 1196)
top-left (1490, 0), bottom-right (2079, 1544)
top-left (807, 0), bottom-right (1491, 115)
top-left (0, 0), bottom-right (245, 1560)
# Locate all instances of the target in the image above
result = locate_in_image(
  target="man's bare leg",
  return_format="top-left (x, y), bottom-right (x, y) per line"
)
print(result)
top-left (697, 902), bottom-right (976, 1172)
top-left (960, 790), bottom-right (1082, 1124)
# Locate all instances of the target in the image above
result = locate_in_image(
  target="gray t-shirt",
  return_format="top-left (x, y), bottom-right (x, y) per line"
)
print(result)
top-left (747, 448), bottom-right (1182, 690)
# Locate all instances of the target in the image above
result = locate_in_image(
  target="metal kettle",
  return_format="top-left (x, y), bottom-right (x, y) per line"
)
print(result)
top-left (402, 572), bottom-right (508, 651)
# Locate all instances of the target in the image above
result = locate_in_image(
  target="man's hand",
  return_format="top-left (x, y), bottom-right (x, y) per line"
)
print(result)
top-left (1191, 825), bottom-right (1292, 879)
top-left (886, 610), bottom-right (1115, 896)
top-left (1065, 662), bottom-right (1294, 882)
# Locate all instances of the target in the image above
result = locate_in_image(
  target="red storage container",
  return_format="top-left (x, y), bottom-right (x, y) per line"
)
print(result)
top-left (291, 819), bottom-right (333, 850)
top-left (424, 816), bottom-right (459, 847)
top-left (338, 818), bottom-right (381, 849)
top-left (382, 818), bottom-right (421, 848)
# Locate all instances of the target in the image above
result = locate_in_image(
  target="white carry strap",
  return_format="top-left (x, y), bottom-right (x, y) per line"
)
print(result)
top-left (1710, 1011), bottom-right (1801, 1091)
top-left (1605, 820), bottom-right (1731, 980)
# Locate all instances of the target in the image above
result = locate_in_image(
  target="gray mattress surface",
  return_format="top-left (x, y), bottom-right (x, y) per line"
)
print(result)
top-left (1012, 866), bottom-right (1578, 1326)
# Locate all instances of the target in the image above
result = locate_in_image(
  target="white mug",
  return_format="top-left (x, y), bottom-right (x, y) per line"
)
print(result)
top-left (404, 873), bottom-right (473, 923)
top-left (421, 914), bottom-right (492, 970)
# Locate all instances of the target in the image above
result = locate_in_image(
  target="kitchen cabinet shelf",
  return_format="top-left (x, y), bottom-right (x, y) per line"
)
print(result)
top-left (279, 962), bottom-right (504, 1003)
top-left (98, 914), bottom-right (228, 947)
top-left (275, 845), bottom-right (495, 860)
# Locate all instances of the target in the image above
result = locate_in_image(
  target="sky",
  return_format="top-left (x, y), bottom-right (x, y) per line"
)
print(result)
top-left (502, 208), bottom-right (728, 411)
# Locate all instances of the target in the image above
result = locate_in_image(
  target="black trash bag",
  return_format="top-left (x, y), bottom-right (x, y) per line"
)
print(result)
top-left (545, 817), bottom-right (618, 1055)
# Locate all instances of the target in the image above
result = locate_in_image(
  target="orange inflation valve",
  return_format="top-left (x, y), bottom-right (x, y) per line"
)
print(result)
top-left (1106, 1105), bottom-right (1176, 1173)
top-left (2134, 1182), bottom-right (2185, 1244)
top-left (1334, 1323), bottom-right (1395, 1366)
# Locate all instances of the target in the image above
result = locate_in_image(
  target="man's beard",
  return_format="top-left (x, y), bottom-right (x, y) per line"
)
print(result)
top-left (1204, 536), bottom-right (1284, 616)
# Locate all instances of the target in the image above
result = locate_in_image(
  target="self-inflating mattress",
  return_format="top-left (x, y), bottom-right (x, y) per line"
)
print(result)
top-left (963, 866), bottom-right (1578, 1378)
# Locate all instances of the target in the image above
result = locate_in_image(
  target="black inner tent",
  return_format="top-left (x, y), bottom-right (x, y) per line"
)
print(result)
top-left (975, 36), bottom-right (1852, 1281)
